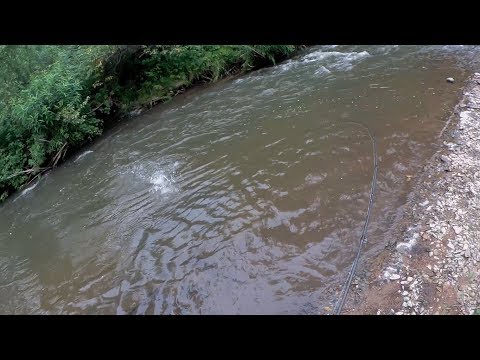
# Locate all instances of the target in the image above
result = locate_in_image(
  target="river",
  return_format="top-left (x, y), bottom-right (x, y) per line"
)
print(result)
top-left (1, 45), bottom-right (480, 314)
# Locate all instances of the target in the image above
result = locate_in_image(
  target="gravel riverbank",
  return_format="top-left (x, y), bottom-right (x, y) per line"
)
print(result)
top-left (343, 73), bottom-right (480, 315)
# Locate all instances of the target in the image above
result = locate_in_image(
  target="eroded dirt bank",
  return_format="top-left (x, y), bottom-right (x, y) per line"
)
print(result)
top-left (342, 73), bottom-right (480, 315)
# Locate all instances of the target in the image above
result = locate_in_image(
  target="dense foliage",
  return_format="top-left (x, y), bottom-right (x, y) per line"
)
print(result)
top-left (0, 45), bottom-right (300, 201)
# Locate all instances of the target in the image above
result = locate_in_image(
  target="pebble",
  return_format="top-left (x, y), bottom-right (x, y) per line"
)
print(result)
top-left (389, 274), bottom-right (401, 280)
top-left (446, 77), bottom-right (455, 83)
top-left (453, 226), bottom-right (463, 235)
top-left (440, 155), bottom-right (450, 163)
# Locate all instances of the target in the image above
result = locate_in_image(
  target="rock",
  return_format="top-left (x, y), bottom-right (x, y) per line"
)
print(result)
top-left (440, 155), bottom-right (450, 164)
top-left (407, 276), bottom-right (413, 283)
top-left (446, 77), bottom-right (455, 83)
top-left (465, 248), bottom-right (471, 258)
top-left (419, 200), bottom-right (430, 207)
top-left (390, 274), bottom-right (401, 280)
top-left (396, 242), bottom-right (412, 254)
top-left (453, 226), bottom-right (463, 235)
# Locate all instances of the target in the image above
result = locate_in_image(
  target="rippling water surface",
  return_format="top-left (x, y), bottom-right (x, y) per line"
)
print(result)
top-left (1, 45), bottom-right (479, 314)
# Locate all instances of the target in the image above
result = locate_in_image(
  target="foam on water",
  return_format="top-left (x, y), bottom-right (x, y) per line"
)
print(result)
top-left (259, 88), bottom-right (277, 96)
top-left (21, 182), bottom-right (38, 196)
top-left (149, 171), bottom-right (175, 194)
top-left (275, 50), bottom-right (371, 74)
top-left (302, 50), bottom-right (371, 65)
top-left (314, 66), bottom-right (332, 76)
top-left (130, 161), bottom-right (179, 195)
top-left (277, 60), bottom-right (297, 72)
top-left (74, 150), bottom-right (94, 163)
top-left (13, 182), bottom-right (39, 201)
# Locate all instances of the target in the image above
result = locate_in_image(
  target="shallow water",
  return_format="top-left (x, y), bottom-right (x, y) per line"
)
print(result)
top-left (1, 45), bottom-right (479, 314)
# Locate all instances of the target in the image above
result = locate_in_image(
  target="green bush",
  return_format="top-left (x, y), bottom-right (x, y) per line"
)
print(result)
top-left (0, 45), bottom-right (301, 201)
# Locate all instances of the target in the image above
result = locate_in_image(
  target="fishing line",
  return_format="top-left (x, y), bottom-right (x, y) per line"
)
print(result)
top-left (333, 121), bottom-right (378, 315)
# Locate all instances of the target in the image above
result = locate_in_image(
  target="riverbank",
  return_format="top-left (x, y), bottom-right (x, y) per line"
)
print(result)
top-left (0, 45), bottom-right (302, 202)
top-left (341, 73), bottom-right (480, 315)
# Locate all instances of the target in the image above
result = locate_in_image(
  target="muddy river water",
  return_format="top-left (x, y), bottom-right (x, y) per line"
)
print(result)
top-left (1, 45), bottom-right (480, 314)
